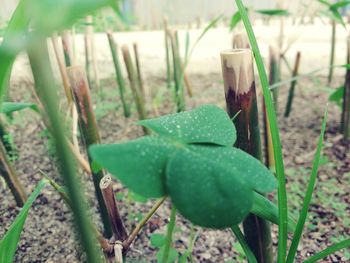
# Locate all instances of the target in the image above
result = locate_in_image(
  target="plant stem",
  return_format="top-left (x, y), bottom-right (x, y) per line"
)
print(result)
top-left (164, 17), bottom-right (172, 89)
top-left (221, 49), bottom-right (273, 263)
top-left (84, 16), bottom-right (93, 89)
top-left (342, 36), bottom-right (350, 139)
top-left (0, 139), bottom-right (26, 206)
top-left (284, 51), bottom-right (301, 118)
top-left (66, 65), bottom-right (113, 238)
top-left (231, 225), bottom-right (258, 263)
top-left (328, 19), bottom-right (336, 84)
top-left (28, 39), bottom-right (103, 263)
top-left (106, 32), bottom-right (130, 118)
top-left (121, 45), bottom-right (149, 134)
top-left (123, 196), bottom-right (167, 250)
top-left (233, 1), bottom-right (288, 261)
top-left (162, 206), bottom-right (176, 263)
top-left (61, 30), bottom-right (73, 67)
top-left (133, 42), bottom-right (145, 97)
top-left (100, 175), bottom-right (128, 241)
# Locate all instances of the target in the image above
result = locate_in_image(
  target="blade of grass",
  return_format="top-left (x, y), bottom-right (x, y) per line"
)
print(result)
top-left (234, 0), bottom-right (288, 261)
top-left (231, 225), bottom-right (258, 263)
top-left (162, 206), bottom-right (177, 263)
top-left (303, 239), bottom-right (350, 263)
top-left (286, 107), bottom-right (329, 263)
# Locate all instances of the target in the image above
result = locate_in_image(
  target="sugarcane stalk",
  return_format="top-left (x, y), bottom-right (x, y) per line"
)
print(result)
top-left (0, 139), bottom-right (26, 207)
top-left (61, 30), bottom-right (73, 67)
top-left (284, 51), bottom-right (301, 118)
top-left (133, 43), bottom-right (145, 97)
top-left (342, 36), bottom-right (350, 138)
top-left (106, 32), bottom-right (130, 118)
top-left (328, 19), bottom-right (336, 84)
top-left (168, 30), bottom-right (185, 112)
top-left (221, 49), bottom-right (273, 263)
top-left (51, 34), bottom-right (73, 104)
top-left (100, 175), bottom-right (128, 241)
top-left (164, 17), bottom-right (172, 89)
top-left (28, 40), bottom-right (103, 262)
top-left (121, 45), bottom-right (149, 134)
top-left (66, 66), bottom-right (112, 238)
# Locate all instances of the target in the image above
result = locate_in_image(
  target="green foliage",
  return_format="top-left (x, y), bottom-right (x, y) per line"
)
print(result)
top-left (318, 0), bottom-right (350, 26)
top-left (0, 179), bottom-right (47, 263)
top-left (1, 102), bottom-right (38, 114)
top-left (255, 9), bottom-right (290, 16)
top-left (231, 225), bottom-right (257, 263)
top-left (328, 86), bottom-right (344, 107)
top-left (90, 105), bottom-right (276, 229)
top-left (230, 11), bottom-right (242, 31)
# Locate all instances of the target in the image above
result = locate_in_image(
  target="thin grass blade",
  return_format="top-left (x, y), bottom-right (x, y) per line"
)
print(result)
top-left (231, 225), bottom-right (258, 263)
top-left (303, 239), bottom-right (350, 263)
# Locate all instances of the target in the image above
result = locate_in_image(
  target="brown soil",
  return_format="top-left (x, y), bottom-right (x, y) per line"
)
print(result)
top-left (0, 72), bottom-right (349, 263)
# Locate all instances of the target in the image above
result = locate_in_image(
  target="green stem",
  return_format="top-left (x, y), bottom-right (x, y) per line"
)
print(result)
top-left (162, 206), bottom-right (176, 263)
top-left (328, 19), bottom-right (336, 84)
top-left (303, 239), bottom-right (350, 263)
top-left (231, 225), bottom-right (258, 263)
top-left (342, 37), bottom-right (350, 138)
top-left (27, 39), bottom-right (103, 263)
top-left (164, 18), bottom-right (172, 89)
top-left (284, 52), bottom-right (301, 118)
top-left (234, 1), bottom-right (288, 261)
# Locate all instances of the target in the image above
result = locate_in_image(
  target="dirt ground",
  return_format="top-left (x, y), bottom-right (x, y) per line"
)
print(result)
top-left (0, 67), bottom-right (349, 262)
top-left (1, 22), bottom-right (350, 263)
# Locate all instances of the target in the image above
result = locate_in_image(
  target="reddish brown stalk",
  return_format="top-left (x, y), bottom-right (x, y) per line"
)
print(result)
top-left (133, 42), bottom-right (145, 97)
top-left (221, 49), bottom-right (273, 263)
top-left (67, 66), bottom-right (112, 237)
top-left (100, 175), bottom-right (128, 241)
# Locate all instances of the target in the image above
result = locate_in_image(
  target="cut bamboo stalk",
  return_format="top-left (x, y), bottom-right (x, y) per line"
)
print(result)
top-left (0, 140), bottom-right (26, 207)
top-left (106, 32), bottom-right (130, 118)
top-left (168, 30), bottom-right (185, 112)
top-left (164, 17), bottom-right (172, 89)
top-left (51, 34), bottom-right (73, 104)
top-left (61, 30), bottom-right (73, 67)
top-left (342, 36), bottom-right (350, 138)
top-left (100, 175), bottom-right (128, 241)
top-left (84, 16), bottom-right (93, 89)
top-left (284, 51), bottom-right (301, 118)
top-left (328, 19), bottom-right (336, 84)
top-left (221, 49), bottom-right (273, 263)
top-left (232, 33), bottom-right (250, 49)
top-left (132, 42), bottom-right (145, 97)
top-left (67, 66), bottom-right (112, 238)
top-left (121, 45), bottom-right (149, 134)
top-left (89, 16), bottom-right (101, 92)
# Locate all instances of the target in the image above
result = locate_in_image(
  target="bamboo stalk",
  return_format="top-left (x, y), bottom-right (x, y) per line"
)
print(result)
top-left (269, 47), bottom-right (279, 110)
top-left (67, 66), bottom-right (112, 238)
top-left (342, 36), bottom-right (350, 138)
top-left (0, 139), bottom-right (26, 207)
top-left (284, 51), bottom-right (301, 118)
top-left (221, 49), bottom-right (273, 263)
top-left (328, 19), bottom-right (336, 84)
top-left (133, 43), bottom-right (145, 97)
top-left (164, 17), bottom-right (172, 89)
top-left (88, 16), bottom-right (100, 92)
top-left (106, 32), bottom-right (130, 118)
top-left (28, 40), bottom-right (103, 262)
top-left (61, 30), bottom-right (73, 67)
top-left (232, 33), bottom-right (250, 49)
top-left (100, 175), bottom-right (128, 241)
top-left (121, 45), bottom-right (149, 134)
top-left (84, 16), bottom-right (93, 89)
top-left (51, 34), bottom-right (73, 104)
top-left (168, 30), bottom-right (185, 112)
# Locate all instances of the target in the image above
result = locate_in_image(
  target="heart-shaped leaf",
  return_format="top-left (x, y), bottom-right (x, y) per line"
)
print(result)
top-left (89, 136), bottom-right (176, 198)
top-left (166, 148), bottom-right (253, 228)
top-left (138, 105), bottom-right (236, 146)
top-left (187, 145), bottom-right (276, 193)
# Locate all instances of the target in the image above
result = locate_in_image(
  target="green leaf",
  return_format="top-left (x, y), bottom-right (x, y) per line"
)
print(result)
top-left (303, 238), bottom-right (350, 263)
top-left (286, 107), bottom-right (328, 263)
top-left (150, 233), bottom-right (166, 248)
top-left (1, 102), bottom-right (38, 114)
top-left (255, 9), bottom-right (290, 16)
top-left (166, 148), bottom-right (253, 228)
top-left (156, 247), bottom-right (178, 263)
top-left (188, 145), bottom-right (275, 193)
top-left (138, 105), bottom-right (236, 146)
top-left (89, 136), bottom-right (176, 198)
top-left (0, 179), bottom-right (47, 263)
top-left (328, 86), bottom-right (344, 107)
top-left (331, 0), bottom-right (350, 9)
top-left (318, 0), bottom-right (331, 7)
top-left (230, 11), bottom-right (242, 31)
